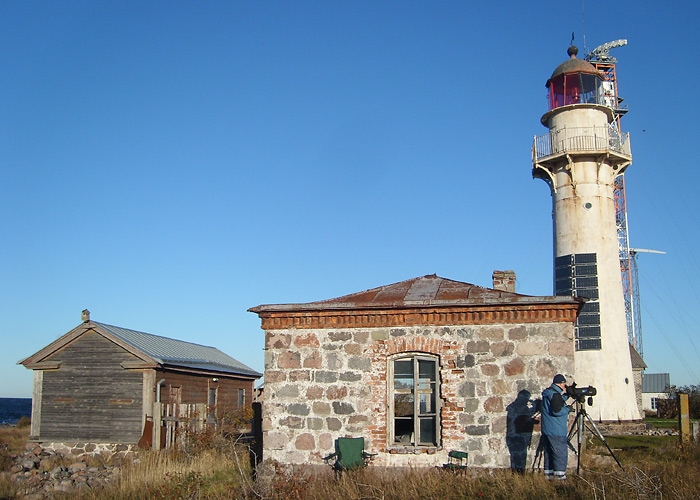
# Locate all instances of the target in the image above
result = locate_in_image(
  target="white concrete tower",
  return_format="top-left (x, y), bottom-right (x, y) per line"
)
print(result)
top-left (532, 46), bottom-right (640, 421)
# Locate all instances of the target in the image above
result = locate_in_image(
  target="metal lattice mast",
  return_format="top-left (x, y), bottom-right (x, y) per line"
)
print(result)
top-left (614, 176), bottom-right (636, 351)
top-left (627, 247), bottom-right (666, 358)
top-left (585, 40), bottom-right (641, 353)
top-left (630, 249), bottom-right (643, 356)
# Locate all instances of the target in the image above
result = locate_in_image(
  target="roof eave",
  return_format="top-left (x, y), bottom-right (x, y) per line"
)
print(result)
top-left (249, 295), bottom-right (584, 314)
top-left (159, 363), bottom-right (262, 379)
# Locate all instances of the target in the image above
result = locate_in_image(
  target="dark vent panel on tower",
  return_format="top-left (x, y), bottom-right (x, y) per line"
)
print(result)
top-left (554, 253), bottom-right (602, 351)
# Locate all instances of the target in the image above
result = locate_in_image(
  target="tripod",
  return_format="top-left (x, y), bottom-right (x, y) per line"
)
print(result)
top-left (567, 398), bottom-right (622, 474)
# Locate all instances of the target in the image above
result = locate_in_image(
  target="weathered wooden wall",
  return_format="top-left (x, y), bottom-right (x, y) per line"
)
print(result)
top-left (157, 370), bottom-right (254, 415)
top-left (33, 331), bottom-right (258, 445)
top-left (39, 332), bottom-right (143, 442)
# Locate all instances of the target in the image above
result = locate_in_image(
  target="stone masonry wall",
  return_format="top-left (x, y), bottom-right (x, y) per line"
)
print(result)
top-left (262, 321), bottom-right (574, 468)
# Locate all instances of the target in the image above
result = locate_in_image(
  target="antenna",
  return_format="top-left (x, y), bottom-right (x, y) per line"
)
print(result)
top-left (627, 248), bottom-right (666, 358)
top-left (585, 39), bottom-right (628, 63)
top-left (581, 0), bottom-right (587, 55)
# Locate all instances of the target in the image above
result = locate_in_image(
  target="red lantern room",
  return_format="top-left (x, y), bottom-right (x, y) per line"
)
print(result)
top-left (546, 46), bottom-right (602, 110)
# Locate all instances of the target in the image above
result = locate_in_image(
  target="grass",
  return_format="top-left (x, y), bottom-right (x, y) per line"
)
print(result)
top-left (644, 417), bottom-right (679, 430)
top-left (603, 433), bottom-right (678, 449)
top-left (2, 420), bottom-right (700, 499)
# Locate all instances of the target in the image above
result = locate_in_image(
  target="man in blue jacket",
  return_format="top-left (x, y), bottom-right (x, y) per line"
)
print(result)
top-left (540, 374), bottom-right (572, 480)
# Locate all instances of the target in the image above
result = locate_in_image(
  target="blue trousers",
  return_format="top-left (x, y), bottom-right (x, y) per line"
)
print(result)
top-left (542, 434), bottom-right (568, 478)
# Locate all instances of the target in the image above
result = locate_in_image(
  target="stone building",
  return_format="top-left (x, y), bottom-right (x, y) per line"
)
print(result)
top-left (249, 273), bottom-right (583, 468)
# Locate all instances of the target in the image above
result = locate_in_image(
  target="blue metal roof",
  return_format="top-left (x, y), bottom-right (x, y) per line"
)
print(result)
top-left (94, 321), bottom-right (262, 378)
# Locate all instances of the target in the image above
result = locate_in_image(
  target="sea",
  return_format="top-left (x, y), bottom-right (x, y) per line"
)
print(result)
top-left (0, 398), bottom-right (32, 426)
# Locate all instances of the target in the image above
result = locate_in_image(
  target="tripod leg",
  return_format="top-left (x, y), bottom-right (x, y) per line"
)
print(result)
top-left (576, 411), bottom-right (584, 474)
top-left (531, 435), bottom-right (545, 471)
top-left (566, 412), bottom-right (579, 455)
top-left (566, 407), bottom-right (586, 475)
top-left (583, 413), bottom-right (623, 469)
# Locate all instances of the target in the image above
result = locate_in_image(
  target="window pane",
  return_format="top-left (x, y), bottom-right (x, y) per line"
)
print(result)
top-left (419, 417), bottom-right (436, 445)
top-left (419, 392), bottom-right (434, 414)
top-left (395, 359), bottom-right (413, 375)
top-left (394, 418), bottom-right (414, 444)
top-left (417, 359), bottom-right (435, 391)
top-left (394, 393), bottom-right (414, 417)
top-left (418, 359), bottom-right (435, 380)
top-left (395, 359), bottom-right (414, 391)
top-left (395, 375), bottom-right (414, 391)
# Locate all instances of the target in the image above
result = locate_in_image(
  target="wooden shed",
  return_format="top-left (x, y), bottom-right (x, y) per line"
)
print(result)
top-left (19, 312), bottom-right (262, 449)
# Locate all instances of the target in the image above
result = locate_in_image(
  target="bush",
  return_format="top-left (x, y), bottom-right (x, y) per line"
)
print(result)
top-left (16, 416), bottom-right (31, 428)
top-left (176, 405), bottom-right (254, 458)
top-left (657, 398), bottom-right (677, 419)
top-left (659, 384), bottom-right (700, 419)
top-left (0, 424), bottom-right (30, 471)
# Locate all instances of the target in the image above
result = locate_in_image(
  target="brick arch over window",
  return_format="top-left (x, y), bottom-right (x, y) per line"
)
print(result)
top-left (383, 336), bottom-right (460, 357)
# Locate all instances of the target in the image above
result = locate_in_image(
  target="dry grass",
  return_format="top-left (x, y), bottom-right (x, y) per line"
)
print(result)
top-left (2, 422), bottom-right (700, 500)
top-left (73, 448), bottom-right (251, 500)
top-left (0, 422), bottom-right (31, 499)
top-left (255, 457), bottom-right (700, 500)
top-left (0, 422), bottom-right (30, 470)
top-left (75, 438), bottom-right (700, 500)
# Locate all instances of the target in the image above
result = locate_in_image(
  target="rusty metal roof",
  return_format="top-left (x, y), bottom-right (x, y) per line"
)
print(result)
top-left (249, 274), bottom-right (580, 313)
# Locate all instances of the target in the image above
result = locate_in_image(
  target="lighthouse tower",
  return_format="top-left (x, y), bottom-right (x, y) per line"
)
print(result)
top-left (532, 46), bottom-right (640, 421)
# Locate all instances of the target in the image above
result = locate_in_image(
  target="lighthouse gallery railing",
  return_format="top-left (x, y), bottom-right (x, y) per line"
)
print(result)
top-left (533, 126), bottom-right (631, 161)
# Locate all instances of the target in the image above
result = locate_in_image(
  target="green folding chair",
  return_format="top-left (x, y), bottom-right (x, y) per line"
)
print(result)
top-left (323, 437), bottom-right (376, 471)
top-left (443, 450), bottom-right (468, 471)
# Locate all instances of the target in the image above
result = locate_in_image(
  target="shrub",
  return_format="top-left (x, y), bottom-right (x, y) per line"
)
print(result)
top-left (16, 417), bottom-right (31, 429)
top-left (659, 384), bottom-right (700, 419)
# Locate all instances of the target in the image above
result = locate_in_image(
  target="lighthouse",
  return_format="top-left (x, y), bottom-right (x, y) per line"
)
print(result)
top-left (532, 46), bottom-right (640, 421)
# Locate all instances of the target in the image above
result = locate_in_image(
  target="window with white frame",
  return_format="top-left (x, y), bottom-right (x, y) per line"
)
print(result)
top-left (651, 397), bottom-right (658, 410)
top-left (389, 353), bottom-right (440, 447)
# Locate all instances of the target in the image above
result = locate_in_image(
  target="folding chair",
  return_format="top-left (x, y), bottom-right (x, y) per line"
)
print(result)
top-left (443, 450), bottom-right (468, 471)
top-left (323, 437), bottom-right (376, 471)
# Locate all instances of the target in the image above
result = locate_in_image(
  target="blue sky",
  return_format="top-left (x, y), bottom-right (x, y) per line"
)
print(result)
top-left (2, 1), bottom-right (699, 398)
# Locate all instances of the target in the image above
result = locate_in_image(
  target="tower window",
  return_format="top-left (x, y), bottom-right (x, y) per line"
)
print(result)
top-left (548, 72), bottom-right (602, 110)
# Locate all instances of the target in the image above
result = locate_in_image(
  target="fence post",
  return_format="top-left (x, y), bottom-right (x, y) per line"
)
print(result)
top-left (678, 393), bottom-right (690, 444)
top-left (153, 402), bottom-right (163, 451)
top-left (195, 403), bottom-right (206, 432)
top-left (251, 402), bottom-right (263, 468)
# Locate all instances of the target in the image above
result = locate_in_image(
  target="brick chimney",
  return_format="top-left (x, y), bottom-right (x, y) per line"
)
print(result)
top-left (492, 270), bottom-right (516, 293)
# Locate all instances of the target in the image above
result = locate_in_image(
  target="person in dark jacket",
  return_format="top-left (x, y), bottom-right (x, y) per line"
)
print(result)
top-left (540, 374), bottom-right (572, 479)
